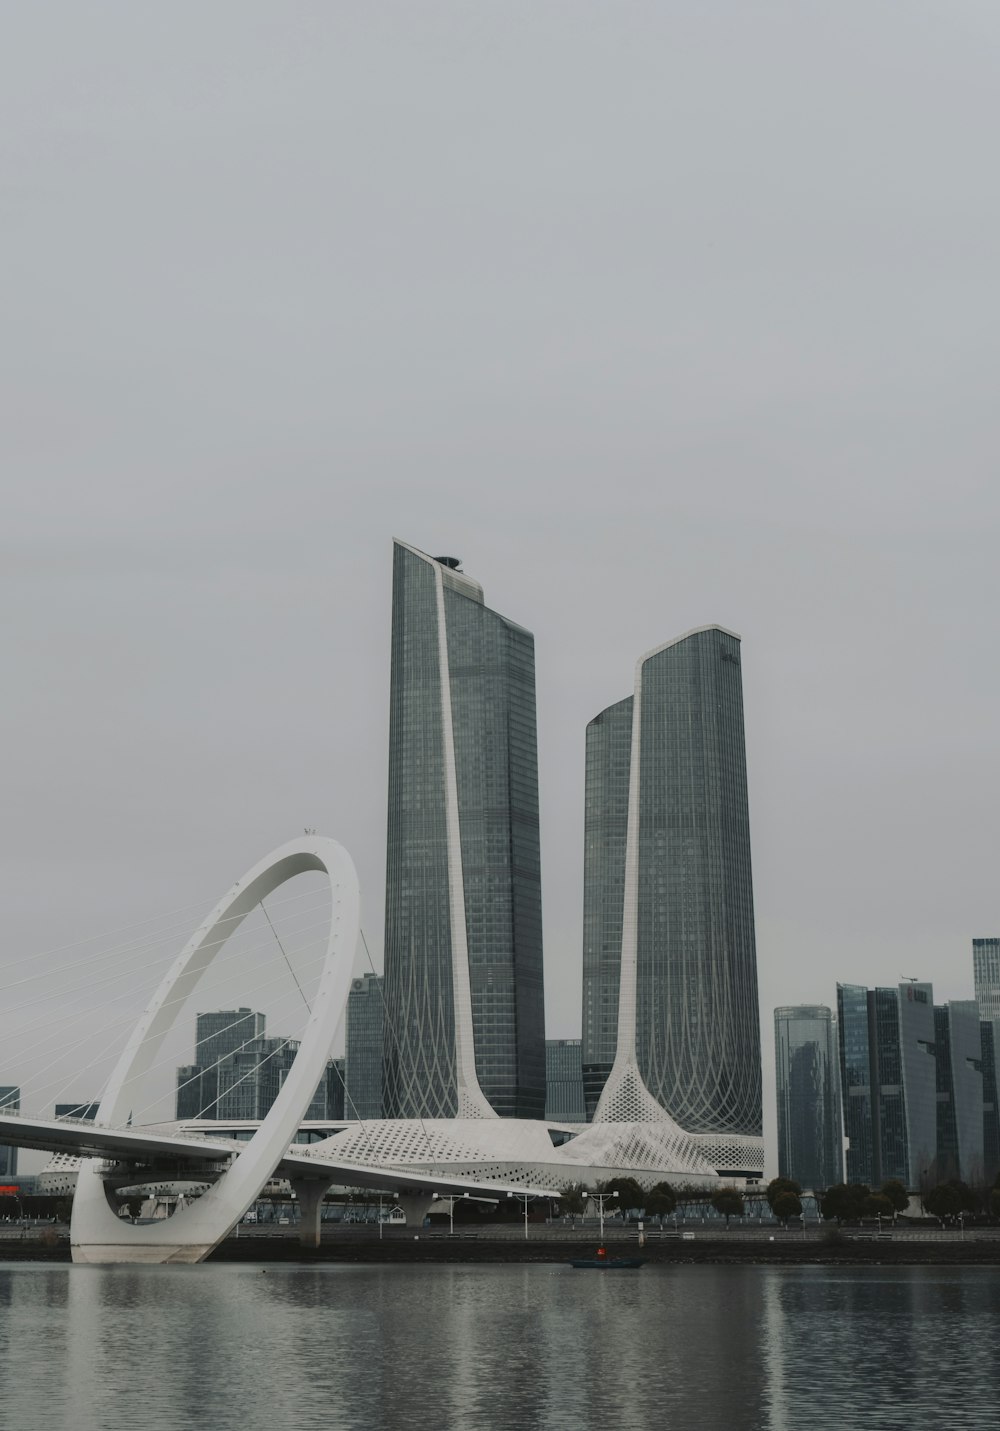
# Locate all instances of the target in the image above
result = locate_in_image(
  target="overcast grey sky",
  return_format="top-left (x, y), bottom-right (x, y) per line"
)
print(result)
top-left (3, 3), bottom-right (1000, 1162)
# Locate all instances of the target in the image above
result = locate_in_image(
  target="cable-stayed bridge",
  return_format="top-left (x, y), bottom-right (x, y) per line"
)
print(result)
top-left (0, 836), bottom-right (724, 1264)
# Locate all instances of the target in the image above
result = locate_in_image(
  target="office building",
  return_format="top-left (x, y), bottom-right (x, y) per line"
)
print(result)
top-left (545, 1039), bottom-right (586, 1123)
top-left (973, 938), bottom-right (1000, 1027)
top-left (345, 973), bottom-right (384, 1120)
top-left (774, 1006), bottom-right (843, 1189)
top-left (382, 541), bottom-right (545, 1120)
top-left (836, 983), bottom-right (876, 1185)
top-left (327, 1057), bottom-right (346, 1122)
top-left (175, 1066), bottom-right (206, 1122)
top-left (581, 695), bottom-right (633, 1118)
top-left (0, 1087), bottom-right (19, 1178)
top-left (215, 1038), bottom-right (342, 1123)
top-left (216, 1037), bottom-right (296, 1121)
top-left (981, 1022), bottom-right (999, 1183)
top-left (837, 982), bottom-right (937, 1189)
top-left (174, 1009), bottom-right (266, 1120)
top-left (581, 627), bottom-right (763, 1174)
top-left (934, 1001), bottom-right (984, 1184)
top-left (54, 1102), bottom-right (99, 1121)
top-left (972, 939), bottom-right (1000, 1182)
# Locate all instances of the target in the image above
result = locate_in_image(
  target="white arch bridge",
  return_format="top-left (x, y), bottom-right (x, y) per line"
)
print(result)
top-left (0, 836), bottom-right (755, 1264)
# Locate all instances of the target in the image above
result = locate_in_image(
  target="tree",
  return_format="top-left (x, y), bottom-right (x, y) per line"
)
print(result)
top-left (558, 1183), bottom-right (587, 1217)
top-left (821, 1183), bottom-right (869, 1224)
top-left (880, 1180), bottom-right (909, 1215)
top-left (601, 1177), bottom-right (646, 1217)
top-left (947, 1180), bottom-right (977, 1214)
top-left (921, 1184), bottom-right (961, 1219)
top-left (766, 1177), bottom-right (801, 1212)
top-left (990, 1186), bottom-right (1000, 1220)
top-left (711, 1187), bottom-right (744, 1228)
top-left (863, 1193), bottom-right (894, 1220)
top-left (644, 1182), bottom-right (677, 1221)
top-left (772, 1191), bottom-right (802, 1223)
top-left (925, 1180), bottom-right (976, 1221)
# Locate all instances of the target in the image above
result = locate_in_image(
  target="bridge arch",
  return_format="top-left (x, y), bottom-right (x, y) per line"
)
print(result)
top-left (71, 835), bottom-right (360, 1263)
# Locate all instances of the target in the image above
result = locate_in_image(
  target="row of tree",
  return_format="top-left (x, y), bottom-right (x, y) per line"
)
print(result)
top-left (559, 1170), bottom-right (1000, 1227)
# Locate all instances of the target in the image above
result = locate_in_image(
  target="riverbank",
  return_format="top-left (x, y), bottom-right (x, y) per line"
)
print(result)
top-left (4, 1230), bottom-right (1000, 1266)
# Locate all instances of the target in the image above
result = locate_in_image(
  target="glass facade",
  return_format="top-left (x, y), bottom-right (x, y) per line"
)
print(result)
top-left (213, 1037), bottom-right (339, 1122)
top-left (583, 628), bottom-right (762, 1139)
top-left (935, 1001), bottom-right (984, 1184)
top-left (175, 1065), bottom-right (206, 1122)
top-left (382, 542), bottom-right (545, 1119)
top-left (895, 983), bottom-right (937, 1189)
top-left (545, 1039), bottom-right (586, 1123)
top-left (53, 1102), bottom-right (99, 1121)
top-left (837, 983), bottom-right (875, 1185)
top-left (774, 1006), bottom-right (843, 1189)
top-left (345, 973), bottom-right (384, 1120)
top-left (973, 940), bottom-right (1000, 1183)
top-left (217, 1037), bottom-right (297, 1121)
top-left (633, 631), bottom-right (761, 1136)
top-left (326, 1058), bottom-right (346, 1122)
top-left (982, 1021), bottom-right (999, 1183)
top-left (581, 696), bottom-right (632, 1119)
top-left (973, 938), bottom-right (1000, 1025)
top-left (175, 1009), bottom-right (267, 1120)
top-left (837, 982), bottom-right (937, 1189)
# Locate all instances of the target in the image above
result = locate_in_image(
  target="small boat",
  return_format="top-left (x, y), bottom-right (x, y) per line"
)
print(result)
top-left (570, 1247), bottom-right (644, 1270)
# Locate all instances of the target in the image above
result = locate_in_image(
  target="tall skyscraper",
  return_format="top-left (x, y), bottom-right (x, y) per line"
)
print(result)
top-left (836, 983), bottom-right (876, 1185)
top-left (836, 982), bottom-right (937, 1189)
top-left (582, 626), bottom-right (763, 1176)
top-left (934, 1001), bottom-right (984, 1184)
top-left (973, 938), bottom-right (1000, 1027)
top-left (774, 1006), bottom-right (843, 1189)
top-left (382, 541), bottom-right (545, 1120)
top-left (345, 973), bottom-right (384, 1119)
top-left (545, 1039), bottom-right (586, 1123)
top-left (581, 696), bottom-right (632, 1118)
top-left (972, 939), bottom-right (1000, 1182)
top-left (981, 1023), bottom-right (1000, 1183)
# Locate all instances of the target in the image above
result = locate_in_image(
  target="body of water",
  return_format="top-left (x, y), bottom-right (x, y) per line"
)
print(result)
top-left (0, 1262), bottom-right (996, 1430)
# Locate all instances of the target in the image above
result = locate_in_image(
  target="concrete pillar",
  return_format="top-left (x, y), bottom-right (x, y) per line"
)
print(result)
top-left (396, 1193), bottom-right (435, 1229)
top-left (290, 1178), bottom-right (332, 1249)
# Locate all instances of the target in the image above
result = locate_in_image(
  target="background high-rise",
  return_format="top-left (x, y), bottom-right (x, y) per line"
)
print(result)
top-left (382, 541), bottom-right (545, 1120)
top-left (583, 626), bottom-right (763, 1175)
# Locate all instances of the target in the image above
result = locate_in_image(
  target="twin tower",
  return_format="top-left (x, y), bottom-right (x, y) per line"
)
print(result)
top-left (381, 540), bottom-right (763, 1176)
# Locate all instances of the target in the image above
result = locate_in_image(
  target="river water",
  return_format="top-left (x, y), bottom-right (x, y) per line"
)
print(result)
top-left (1, 1263), bottom-right (997, 1430)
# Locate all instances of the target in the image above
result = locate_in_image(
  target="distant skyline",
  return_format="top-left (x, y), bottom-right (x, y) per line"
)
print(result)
top-left (4, 3), bottom-right (1000, 1174)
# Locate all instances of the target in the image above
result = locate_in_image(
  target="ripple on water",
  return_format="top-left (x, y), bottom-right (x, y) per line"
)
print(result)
top-left (0, 1263), bottom-right (998, 1431)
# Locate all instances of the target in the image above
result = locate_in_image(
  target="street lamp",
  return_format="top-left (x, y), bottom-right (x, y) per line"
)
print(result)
top-left (433, 1193), bottom-right (460, 1235)
top-left (507, 1191), bottom-right (533, 1240)
top-left (581, 1190), bottom-right (618, 1243)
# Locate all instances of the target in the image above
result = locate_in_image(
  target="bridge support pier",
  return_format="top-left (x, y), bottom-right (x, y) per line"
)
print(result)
top-left (397, 1192), bottom-right (435, 1229)
top-left (290, 1177), bottom-right (332, 1249)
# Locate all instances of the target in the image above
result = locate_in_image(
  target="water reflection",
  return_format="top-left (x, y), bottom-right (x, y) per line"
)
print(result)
top-left (760, 1267), bottom-right (1000, 1429)
top-left (0, 1263), bottom-right (997, 1430)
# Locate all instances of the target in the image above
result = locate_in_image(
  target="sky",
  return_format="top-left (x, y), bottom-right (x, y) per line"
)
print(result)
top-left (3, 2), bottom-right (1000, 1167)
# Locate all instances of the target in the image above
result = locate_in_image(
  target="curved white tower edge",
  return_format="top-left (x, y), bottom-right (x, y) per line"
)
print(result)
top-left (592, 632), bottom-right (764, 1178)
top-left (404, 542), bottom-right (495, 1119)
top-left (71, 836), bottom-right (361, 1264)
top-left (593, 643), bottom-right (665, 1126)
